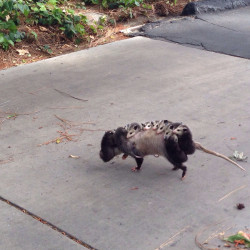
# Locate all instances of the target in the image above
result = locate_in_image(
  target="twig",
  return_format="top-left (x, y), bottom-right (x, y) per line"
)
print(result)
top-left (54, 115), bottom-right (71, 125)
top-left (54, 115), bottom-right (96, 126)
top-left (54, 89), bottom-right (88, 102)
top-left (79, 128), bottom-right (106, 132)
top-left (195, 221), bottom-right (224, 250)
top-left (0, 157), bottom-right (14, 165)
top-left (48, 106), bottom-right (85, 109)
top-left (218, 185), bottom-right (247, 202)
top-left (155, 226), bottom-right (190, 250)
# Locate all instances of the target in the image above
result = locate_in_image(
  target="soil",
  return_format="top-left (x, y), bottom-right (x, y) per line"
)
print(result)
top-left (0, 0), bottom-right (193, 70)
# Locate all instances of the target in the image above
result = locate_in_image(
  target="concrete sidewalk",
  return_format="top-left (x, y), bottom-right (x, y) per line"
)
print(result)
top-left (0, 37), bottom-right (249, 249)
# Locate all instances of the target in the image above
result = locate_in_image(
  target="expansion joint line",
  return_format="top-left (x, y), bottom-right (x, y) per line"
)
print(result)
top-left (0, 195), bottom-right (97, 250)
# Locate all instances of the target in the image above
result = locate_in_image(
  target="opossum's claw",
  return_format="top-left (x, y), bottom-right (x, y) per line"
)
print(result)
top-left (131, 167), bottom-right (140, 172)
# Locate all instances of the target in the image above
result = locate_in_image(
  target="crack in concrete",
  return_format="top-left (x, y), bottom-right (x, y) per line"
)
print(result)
top-left (0, 195), bottom-right (97, 250)
top-left (144, 35), bottom-right (249, 60)
top-left (145, 35), bottom-right (205, 50)
top-left (195, 16), bottom-right (240, 32)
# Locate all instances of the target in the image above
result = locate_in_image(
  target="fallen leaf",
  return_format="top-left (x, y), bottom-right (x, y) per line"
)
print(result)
top-left (16, 49), bottom-right (30, 56)
top-left (39, 26), bottom-right (48, 32)
top-left (56, 138), bottom-right (61, 144)
top-left (230, 137), bottom-right (237, 140)
top-left (69, 155), bottom-right (80, 159)
top-left (130, 187), bottom-right (139, 190)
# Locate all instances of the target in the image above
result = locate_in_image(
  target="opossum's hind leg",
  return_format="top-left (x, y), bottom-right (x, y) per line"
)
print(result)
top-left (131, 157), bottom-right (144, 172)
top-left (172, 164), bottom-right (187, 179)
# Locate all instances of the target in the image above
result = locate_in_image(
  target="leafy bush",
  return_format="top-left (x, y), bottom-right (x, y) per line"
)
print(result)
top-left (0, 0), bottom-right (93, 50)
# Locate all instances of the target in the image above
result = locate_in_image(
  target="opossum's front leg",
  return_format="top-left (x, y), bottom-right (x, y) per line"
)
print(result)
top-left (131, 157), bottom-right (144, 172)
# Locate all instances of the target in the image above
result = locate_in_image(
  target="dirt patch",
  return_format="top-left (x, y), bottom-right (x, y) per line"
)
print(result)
top-left (0, 0), bottom-right (193, 70)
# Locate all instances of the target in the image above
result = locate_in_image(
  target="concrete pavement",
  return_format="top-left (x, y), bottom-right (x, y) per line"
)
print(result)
top-left (0, 37), bottom-right (249, 249)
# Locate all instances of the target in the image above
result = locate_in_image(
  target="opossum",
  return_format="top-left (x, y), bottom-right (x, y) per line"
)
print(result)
top-left (99, 122), bottom-right (245, 177)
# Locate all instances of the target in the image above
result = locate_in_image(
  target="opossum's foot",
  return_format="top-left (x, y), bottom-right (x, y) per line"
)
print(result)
top-left (172, 166), bottom-right (179, 171)
top-left (131, 167), bottom-right (141, 172)
top-left (181, 175), bottom-right (186, 181)
top-left (122, 154), bottom-right (128, 160)
top-left (180, 166), bottom-right (187, 180)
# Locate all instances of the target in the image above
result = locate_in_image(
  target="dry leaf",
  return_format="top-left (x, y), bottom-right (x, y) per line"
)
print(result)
top-left (39, 26), bottom-right (48, 32)
top-left (56, 138), bottom-right (61, 144)
top-left (69, 155), bottom-right (80, 159)
top-left (16, 49), bottom-right (30, 56)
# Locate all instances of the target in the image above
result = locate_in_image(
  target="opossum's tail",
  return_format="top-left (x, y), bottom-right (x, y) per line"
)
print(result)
top-left (194, 142), bottom-right (246, 171)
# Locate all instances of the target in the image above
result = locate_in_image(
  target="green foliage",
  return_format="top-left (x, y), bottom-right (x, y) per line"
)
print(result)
top-left (88, 0), bottom-right (144, 9)
top-left (0, 0), bottom-right (94, 50)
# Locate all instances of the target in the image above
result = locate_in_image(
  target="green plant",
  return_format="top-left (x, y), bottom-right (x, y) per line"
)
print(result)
top-left (0, 0), bottom-right (96, 50)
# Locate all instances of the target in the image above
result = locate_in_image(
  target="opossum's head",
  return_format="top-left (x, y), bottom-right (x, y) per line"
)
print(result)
top-left (173, 124), bottom-right (191, 137)
top-left (156, 120), bottom-right (170, 134)
top-left (164, 122), bottom-right (182, 139)
top-left (151, 120), bottom-right (160, 130)
top-left (126, 122), bottom-right (142, 139)
top-left (142, 121), bottom-right (152, 130)
top-left (100, 130), bottom-right (117, 162)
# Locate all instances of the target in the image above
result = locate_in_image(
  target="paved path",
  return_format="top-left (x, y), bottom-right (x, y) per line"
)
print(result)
top-left (0, 37), bottom-right (249, 249)
top-left (138, 6), bottom-right (250, 59)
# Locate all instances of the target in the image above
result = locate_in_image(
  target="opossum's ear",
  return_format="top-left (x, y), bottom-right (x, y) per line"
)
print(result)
top-left (134, 125), bottom-right (138, 130)
top-left (141, 123), bottom-right (145, 127)
top-left (183, 127), bottom-right (188, 132)
top-left (164, 120), bottom-right (168, 124)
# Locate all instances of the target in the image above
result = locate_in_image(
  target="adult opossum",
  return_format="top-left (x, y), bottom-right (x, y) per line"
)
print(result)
top-left (99, 122), bottom-right (245, 178)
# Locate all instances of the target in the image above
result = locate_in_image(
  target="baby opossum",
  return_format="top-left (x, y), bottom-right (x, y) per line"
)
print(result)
top-left (141, 121), bottom-right (152, 130)
top-left (156, 119), bottom-right (172, 134)
top-left (151, 120), bottom-right (160, 130)
top-left (126, 122), bottom-right (142, 139)
top-left (164, 123), bottom-right (188, 178)
top-left (172, 124), bottom-right (196, 155)
top-left (170, 124), bottom-right (245, 171)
